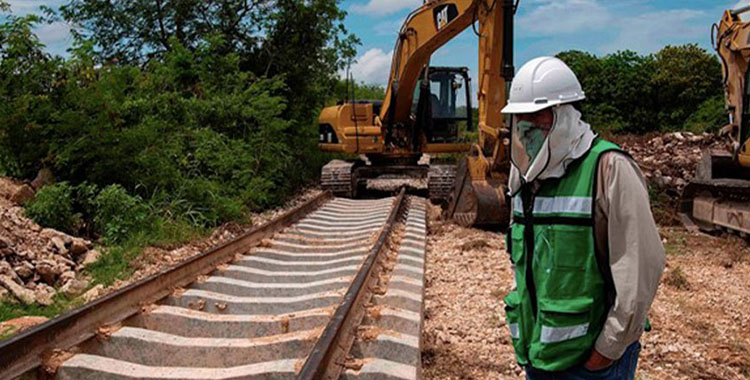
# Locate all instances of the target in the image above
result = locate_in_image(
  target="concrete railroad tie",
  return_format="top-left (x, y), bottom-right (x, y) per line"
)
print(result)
top-left (54, 196), bottom-right (427, 380)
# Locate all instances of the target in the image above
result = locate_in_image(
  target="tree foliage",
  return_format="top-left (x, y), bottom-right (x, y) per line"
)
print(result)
top-left (59, 0), bottom-right (358, 124)
top-left (0, 5), bottom-right (348, 245)
top-left (557, 44), bottom-right (724, 134)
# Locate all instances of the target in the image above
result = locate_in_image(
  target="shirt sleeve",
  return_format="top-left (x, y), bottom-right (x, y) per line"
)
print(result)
top-left (594, 153), bottom-right (666, 360)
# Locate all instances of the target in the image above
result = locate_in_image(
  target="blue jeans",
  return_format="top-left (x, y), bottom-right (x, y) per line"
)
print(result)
top-left (525, 341), bottom-right (641, 380)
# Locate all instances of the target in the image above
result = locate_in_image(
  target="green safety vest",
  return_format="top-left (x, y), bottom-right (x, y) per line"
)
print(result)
top-left (504, 138), bottom-right (622, 371)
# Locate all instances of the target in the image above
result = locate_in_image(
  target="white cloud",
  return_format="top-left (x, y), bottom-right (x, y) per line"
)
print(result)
top-left (349, 0), bottom-right (421, 17)
top-left (345, 48), bottom-right (393, 85)
top-left (518, 0), bottom-right (612, 36)
top-left (35, 21), bottom-right (71, 47)
top-left (601, 9), bottom-right (707, 54)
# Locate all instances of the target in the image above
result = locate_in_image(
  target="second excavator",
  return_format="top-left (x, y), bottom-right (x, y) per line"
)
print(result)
top-left (318, 0), bottom-right (517, 228)
top-left (681, 6), bottom-right (750, 235)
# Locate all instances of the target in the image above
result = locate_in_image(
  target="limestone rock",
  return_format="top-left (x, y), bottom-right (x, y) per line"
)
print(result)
top-left (31, 168), bottom-right (54, 190)
top-left (50, 237), bottom-right (67, 254)
top-left (81, 249), bottom-right (101, 266)
top-left (59, 270), bottom-right (76, 285)
top-left (34, 285), bottom-right (55, 306)
top-left (60, 278), bottom-right (89, 297)
top-left (0, 260), bottom-right (21, 284)
top-left (10, 184), bottom-right (35, 204)
top-left (82, 284), bottom-right (104, 303)
top-left (14, 262), bottom-right (34, 279)
top-left (0, 237), bottom-right (8, 249)
top-left (0, 275), bottom-right (36, 305)
top-left (70, 239), bottom-right (88, 256)
top-left (35, 260), bottom-right (60, 284)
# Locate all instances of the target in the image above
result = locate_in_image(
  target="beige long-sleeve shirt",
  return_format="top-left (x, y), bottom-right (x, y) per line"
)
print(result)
top-left (592, 152), bottom-right (665, 360)
top-left (510, 151), bottom-right (665, 361)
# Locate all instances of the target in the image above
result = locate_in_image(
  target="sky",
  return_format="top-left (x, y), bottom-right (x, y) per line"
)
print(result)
top-left (343, 0), bottom-right (750, 86)
top-left (4, 0), bottom-right (750, 86)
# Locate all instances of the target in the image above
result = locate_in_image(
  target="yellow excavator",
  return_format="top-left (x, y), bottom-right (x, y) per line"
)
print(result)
top-left (318, 0), bottom-right (516, 228)
top-left (681, 6), bottom-right (750, 235)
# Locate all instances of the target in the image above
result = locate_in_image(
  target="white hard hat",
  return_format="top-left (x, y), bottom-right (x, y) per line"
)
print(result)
top-left (501, 57), bottom-right (585, 114)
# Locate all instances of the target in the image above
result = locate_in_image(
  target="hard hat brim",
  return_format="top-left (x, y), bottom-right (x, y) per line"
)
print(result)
top-left (501, 101), bottom-right (557, 114)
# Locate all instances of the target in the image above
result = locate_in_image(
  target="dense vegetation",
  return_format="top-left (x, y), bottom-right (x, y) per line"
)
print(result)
top-left (0, 1), bottom-right (357, 284)
top-left (557, 45), bottom-right (725, 134)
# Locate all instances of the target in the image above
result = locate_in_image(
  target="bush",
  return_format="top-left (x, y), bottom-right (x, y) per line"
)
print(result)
top-left (684, 95), bottom-right (727, 133)
top-left (25, 182), bottom-right (78, 234)
top-left (558, 44), bottom-right (723, 134)
top-left (93, 185), bottom-right (150, 244)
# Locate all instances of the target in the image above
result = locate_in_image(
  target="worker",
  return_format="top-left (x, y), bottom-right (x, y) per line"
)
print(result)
top-left (501, 57), bottom-right (665, 380)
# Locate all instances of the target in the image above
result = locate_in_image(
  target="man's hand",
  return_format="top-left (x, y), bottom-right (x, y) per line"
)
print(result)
top-left (584, 349), bottom-right (615, 371)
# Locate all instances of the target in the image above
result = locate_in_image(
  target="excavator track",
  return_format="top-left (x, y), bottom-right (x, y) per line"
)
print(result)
top-left (427, 165), bottom-right (457, 204)
top-left (321, 160), bottom-right (357, 198)
top-left (680, 178), bottom-right (750, 235)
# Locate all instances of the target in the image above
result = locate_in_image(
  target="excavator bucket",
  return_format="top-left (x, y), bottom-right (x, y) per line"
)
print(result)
top-left (444, 157), bottom-right (510, 229)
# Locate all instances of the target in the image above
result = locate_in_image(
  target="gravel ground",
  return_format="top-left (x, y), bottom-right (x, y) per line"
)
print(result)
top-left (423, 204), bottom-right (750, 380)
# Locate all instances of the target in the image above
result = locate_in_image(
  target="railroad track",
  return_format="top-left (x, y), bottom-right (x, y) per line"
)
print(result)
top-left (0, 189), bottom-right (428, 380)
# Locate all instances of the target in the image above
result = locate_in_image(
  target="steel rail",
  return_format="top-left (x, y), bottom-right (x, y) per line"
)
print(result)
top-left (0, 191), bottom-right (332, 380)
top-left (296, 188), bottom-right (407, 380)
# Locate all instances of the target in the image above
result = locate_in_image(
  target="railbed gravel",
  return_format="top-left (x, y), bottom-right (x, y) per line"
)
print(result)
top-left (423, 204), bottom-right (750, 380)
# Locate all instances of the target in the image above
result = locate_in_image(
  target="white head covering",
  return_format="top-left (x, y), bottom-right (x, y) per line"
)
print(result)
top-left (508, 104), bottom-right (597, 196)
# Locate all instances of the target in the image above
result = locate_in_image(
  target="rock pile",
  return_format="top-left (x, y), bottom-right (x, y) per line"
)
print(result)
top-left (614, 132), bottom-right (726, 194)
top-left (0, 177), bottom-right (95, 306)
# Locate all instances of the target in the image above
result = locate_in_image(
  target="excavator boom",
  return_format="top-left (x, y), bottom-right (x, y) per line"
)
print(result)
top-left (318, 0), bottom-right (517, 229)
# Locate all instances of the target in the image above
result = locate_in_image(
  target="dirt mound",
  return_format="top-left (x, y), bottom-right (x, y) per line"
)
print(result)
top-left (0, 177), bottom-right (94, 306)
top-left (613, 132), bottom-right (725, 194)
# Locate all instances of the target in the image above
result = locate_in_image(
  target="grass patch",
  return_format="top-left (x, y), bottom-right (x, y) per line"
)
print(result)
top-left (665, 265), bottom-right (690, 290)
top-left (87, 218), bottom-right (204, 287)
top-left (0, 294), bottom-right (84, 340)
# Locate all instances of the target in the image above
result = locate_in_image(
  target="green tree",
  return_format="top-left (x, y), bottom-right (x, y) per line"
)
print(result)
top-left (651, 44), bottom-right (723, 130)
top-left (558, 44), bottom-right (723, 134)
top-left (0, 14), bottom-right (63, 177)
top-left (60, 0), bottom-right (270, 63)
top-left (59, 0), bottom-right (359, 162)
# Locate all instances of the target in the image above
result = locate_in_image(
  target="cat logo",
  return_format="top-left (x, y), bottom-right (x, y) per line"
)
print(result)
top-left (433, 4), bottom-right (458, 31)
top-left (437, 7), bottom-right (449, 30)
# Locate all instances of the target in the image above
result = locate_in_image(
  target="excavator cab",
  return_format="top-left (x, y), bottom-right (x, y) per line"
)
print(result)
top-left (413, 67), bottom-right (473, 145)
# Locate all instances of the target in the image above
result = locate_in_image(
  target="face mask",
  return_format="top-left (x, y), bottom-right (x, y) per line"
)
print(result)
top-left (517, 120), bottom-right (548, 161)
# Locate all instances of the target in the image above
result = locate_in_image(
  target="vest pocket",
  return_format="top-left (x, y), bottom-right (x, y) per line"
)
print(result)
top-left (535, 296), bottom-right (593, 358)
top-left (549, 224), bottom-right (591, 269)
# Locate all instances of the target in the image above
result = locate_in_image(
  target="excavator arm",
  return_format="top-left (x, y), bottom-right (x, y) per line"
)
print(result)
top-left (679, 6), bottom-right (750, 235)
top-left (378, 0), bottom-right (516, 228)
top-left (715, 7), bottom-right (750, 166)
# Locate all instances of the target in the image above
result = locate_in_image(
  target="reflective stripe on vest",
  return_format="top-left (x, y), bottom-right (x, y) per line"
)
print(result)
top-left (540, 323), bottom-right (590, 344)
top-left (513, 195), bottom-right (593, 216)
